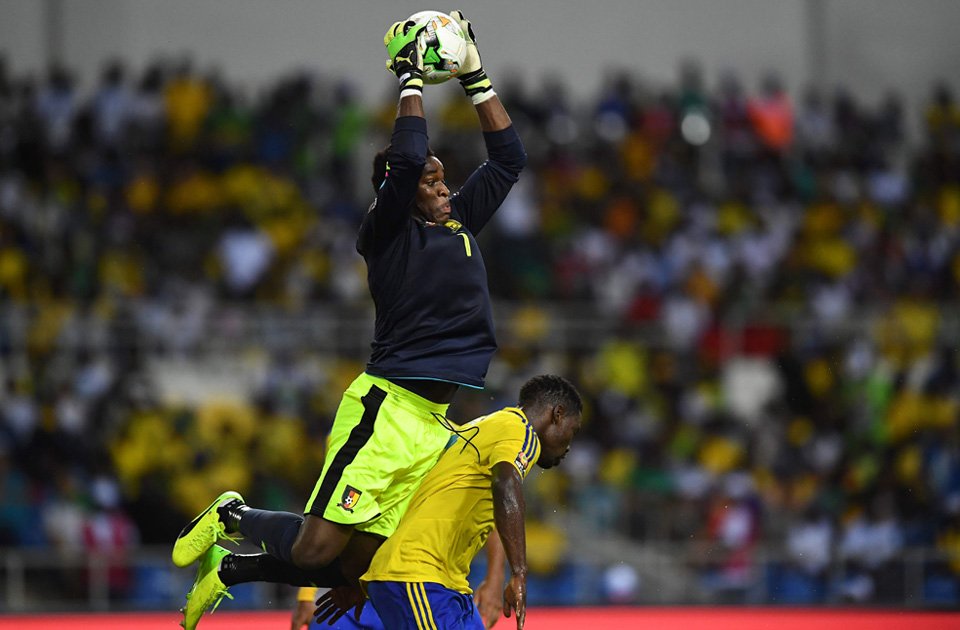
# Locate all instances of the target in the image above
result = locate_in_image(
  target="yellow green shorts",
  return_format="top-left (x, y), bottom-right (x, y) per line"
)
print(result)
top-left (304, 373), bottom-right (453, 539)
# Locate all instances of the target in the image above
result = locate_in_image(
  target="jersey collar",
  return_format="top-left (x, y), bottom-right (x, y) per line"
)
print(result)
top-left (505, 407), bottom-right (528, 424)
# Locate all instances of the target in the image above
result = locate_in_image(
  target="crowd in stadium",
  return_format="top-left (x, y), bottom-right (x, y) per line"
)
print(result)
top-left (0, 54), bottom-right (959, 605)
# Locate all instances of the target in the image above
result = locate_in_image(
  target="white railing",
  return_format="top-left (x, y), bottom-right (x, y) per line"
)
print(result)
top-left (3, 301), bottom-right (960, 356)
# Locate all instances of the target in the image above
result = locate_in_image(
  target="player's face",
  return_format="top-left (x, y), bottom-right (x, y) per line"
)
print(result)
top-left (537, 408), bottom-right (581, 470)
top-left (415, 156), bottom-right (451, 224)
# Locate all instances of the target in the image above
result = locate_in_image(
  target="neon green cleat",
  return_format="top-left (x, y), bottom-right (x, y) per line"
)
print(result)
top-left (180, 544), bottom-right (233, 630)
top-left (172, 490), bottom-right (244, 568)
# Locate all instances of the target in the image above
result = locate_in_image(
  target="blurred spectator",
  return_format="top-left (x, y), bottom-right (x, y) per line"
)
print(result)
top-left (696, 473), bottom-right (761, 601)
top-left (925, 82), bottom-right (960, 147)
top-left (34, 65), bottom-right (77, 152)
top-left (164, 58), bottom-right (212, 151)
top-left (748, 72), bottom-right (793, 153)
top-left (216, 210), bottom-right (274, 299)
top-left (838, 494), bottom-right (905, 602)
top-left (785, 504), bottom-right (834, 578)
top-left (129, 63), bottom-right (166, 152)
top-left (91, 60), bottom-right (134, 147)
top-left (602, 563), bottom-right (641, 604)
top-left (83, 473), bottom-right (138, 598)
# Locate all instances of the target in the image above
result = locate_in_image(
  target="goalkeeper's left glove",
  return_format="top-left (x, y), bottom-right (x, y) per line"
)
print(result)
top-left (449, 10), bottom-right (495, 105)
top-left (384, 20), bottom-right (426, 99)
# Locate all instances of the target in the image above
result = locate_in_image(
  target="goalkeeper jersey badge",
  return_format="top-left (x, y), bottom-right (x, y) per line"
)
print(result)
top-left (338, 486), bottom-right (362, 513)
top-left (443, 219), bottom-right (463, 232)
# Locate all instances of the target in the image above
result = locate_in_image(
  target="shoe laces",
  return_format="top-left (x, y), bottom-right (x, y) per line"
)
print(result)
top-left (214, 519), bottom-right (242, 546)
top-left (206, 585), bottom-right (234, 614)
top-left (191, 519), bottom-right (240, 553)
top-left (180, 586), bottom-right (233, 627)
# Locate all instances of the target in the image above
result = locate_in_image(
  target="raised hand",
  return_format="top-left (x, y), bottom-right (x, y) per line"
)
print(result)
top-left (449, 10), bottom-right (494, 103)
top-left (384, 20), bottom-right (427, 97)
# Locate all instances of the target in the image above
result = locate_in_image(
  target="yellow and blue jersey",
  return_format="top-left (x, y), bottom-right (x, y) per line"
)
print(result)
top-left (361, 407), bottom-right (540, 595)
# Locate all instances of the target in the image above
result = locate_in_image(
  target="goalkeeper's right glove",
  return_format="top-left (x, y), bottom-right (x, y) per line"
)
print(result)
top-left (450, 10), bottom-right (495, 104)
top-left (385, 20), bottom-right (426, 99)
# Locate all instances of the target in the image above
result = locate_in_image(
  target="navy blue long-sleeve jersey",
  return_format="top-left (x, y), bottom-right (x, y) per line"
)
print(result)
top-left (356, 116), bottom-right (526, 388)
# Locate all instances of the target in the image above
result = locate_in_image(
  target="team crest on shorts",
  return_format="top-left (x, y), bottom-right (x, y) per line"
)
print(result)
top-left (338, 485), bottom-right (362, 513)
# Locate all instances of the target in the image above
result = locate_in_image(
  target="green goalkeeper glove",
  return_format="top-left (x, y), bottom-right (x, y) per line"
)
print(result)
top-left (384, 20), bottom-right (426, 98)
top-left (449, 10), bottom-right (495, 104)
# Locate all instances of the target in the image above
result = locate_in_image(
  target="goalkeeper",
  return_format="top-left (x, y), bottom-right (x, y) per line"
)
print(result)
top-left (172, 11), bottom-right (527, 630)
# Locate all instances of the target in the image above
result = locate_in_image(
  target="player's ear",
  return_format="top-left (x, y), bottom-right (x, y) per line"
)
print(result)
top-left (552, 404), bottom-right (565, 425)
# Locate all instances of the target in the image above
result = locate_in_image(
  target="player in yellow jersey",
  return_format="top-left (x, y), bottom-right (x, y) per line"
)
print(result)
top-left (315, 375), bottom-right (582, 630)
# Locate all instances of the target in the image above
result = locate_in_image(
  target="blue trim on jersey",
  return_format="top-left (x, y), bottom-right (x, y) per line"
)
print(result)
top-left (525, 425), bottom-right (539, 462)
top-left (386, 375), bottom-right (484, 390)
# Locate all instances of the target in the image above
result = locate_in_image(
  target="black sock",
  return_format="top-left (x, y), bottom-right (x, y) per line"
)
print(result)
top-left (217, 499), bottom-right (248, 533)
top-left (234, 508), bottom-right (303, 564)
top-left (219, 553), bottom-right (347, 588)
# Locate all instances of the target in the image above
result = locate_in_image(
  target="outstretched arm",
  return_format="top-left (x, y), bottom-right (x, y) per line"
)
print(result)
top-left (384, 19), bottom-right (427, 123)
top-left (446, 11), bottom-right (526, 234)
top-left (360, 21), bottom-right (430, 253)
top-left (492, 462), bottom-right (527, 630)
top-left (451, 9), bottom-right (512, 134)
top-left (385, 19), bottom-right (427, 106)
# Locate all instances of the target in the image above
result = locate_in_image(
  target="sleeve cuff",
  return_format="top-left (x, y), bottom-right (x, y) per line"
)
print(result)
top-left (297, 586), bottom-right (318, 602)
top-left (394, 116), bottom-right (428, 135)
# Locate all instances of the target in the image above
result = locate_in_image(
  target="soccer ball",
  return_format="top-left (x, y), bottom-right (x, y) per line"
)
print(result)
top-left (407, 10), bottom-right (467, 84)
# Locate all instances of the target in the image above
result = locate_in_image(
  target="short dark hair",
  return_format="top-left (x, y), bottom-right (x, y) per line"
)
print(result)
top-left (370, 145), bottom-right (435, 193)
top-left (518, 375), bottom-right (582, 414)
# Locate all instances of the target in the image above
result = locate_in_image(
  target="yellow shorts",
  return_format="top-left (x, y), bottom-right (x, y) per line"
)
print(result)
top-left (304, 373), bottom-right (453, 539)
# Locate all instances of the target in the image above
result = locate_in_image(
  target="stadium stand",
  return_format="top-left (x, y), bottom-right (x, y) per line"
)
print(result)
top-left (0, 54), bottom-right (958, 610)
